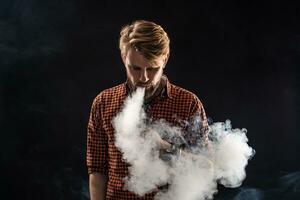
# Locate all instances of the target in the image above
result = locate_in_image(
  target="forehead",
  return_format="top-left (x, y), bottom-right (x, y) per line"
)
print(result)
top-left (126, 48), bottom-right (164, 67)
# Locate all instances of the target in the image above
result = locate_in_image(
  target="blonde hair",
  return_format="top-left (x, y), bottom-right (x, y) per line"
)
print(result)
top-left (119, 20), bottom-right (170, 64)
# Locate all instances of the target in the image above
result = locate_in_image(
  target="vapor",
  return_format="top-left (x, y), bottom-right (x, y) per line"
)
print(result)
top-left (113, 88), bottom-right (255, 200)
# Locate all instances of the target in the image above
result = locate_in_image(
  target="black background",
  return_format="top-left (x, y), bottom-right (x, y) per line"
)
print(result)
top-left (0, 0), bottom-right (299, 199)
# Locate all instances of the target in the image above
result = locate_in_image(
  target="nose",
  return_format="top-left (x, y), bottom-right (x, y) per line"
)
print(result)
top-left (139, 69), bottom-right (149, 83)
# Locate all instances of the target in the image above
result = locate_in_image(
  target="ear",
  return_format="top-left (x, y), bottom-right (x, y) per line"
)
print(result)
top-left (163, 53), bottom-right (170, 69)
top-left (121, 51), bottom-right (126, 65)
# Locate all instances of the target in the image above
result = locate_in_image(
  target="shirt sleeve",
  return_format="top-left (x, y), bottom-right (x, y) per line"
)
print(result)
top-left (186, 95), bottom-right (209, 147)
top-left (86, 93), bottom-right (108, 175)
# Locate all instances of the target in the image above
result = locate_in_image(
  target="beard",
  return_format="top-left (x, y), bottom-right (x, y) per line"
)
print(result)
top-left (136, 83), bottom-right (158, 100)
top-left (143, 84), bottom-right (157, 100)
top-left (127, 79), bottom-right (163, 102)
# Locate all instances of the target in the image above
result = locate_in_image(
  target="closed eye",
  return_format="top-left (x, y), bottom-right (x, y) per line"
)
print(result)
top-left (147, 67), bottom-right (159, 72)
top-left (129, 65), bottom-right (141, 71)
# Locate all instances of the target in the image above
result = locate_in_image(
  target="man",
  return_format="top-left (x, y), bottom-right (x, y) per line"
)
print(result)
top-left (87, 20), bottom-right (209, 200)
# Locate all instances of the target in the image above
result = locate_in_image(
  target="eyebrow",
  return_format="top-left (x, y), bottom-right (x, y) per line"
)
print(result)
top-left (128, 64), bottom-right (159, 69)
top-left (129, 64), bottom-right (141, 68)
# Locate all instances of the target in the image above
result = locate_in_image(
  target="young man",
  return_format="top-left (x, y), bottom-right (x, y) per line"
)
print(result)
top-left (87, 20), bottom-right (209, 200)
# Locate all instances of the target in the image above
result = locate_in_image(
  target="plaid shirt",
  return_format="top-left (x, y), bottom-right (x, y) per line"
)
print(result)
top-left (87, 76), bottom-right (209, 200)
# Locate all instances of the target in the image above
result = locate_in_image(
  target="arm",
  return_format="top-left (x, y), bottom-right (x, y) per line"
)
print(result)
top-left (155, 133), bottom-right (213, 168)
top-left (89, 173), bottom-right (108, 200)
top-left (149, 95), bottom-right (210, 160)
top-left (87, 94), bottom-right (109, 199)
top-left (186, 95), bottom-right (210, 148)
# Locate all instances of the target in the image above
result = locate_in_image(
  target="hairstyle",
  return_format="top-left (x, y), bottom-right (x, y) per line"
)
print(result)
top-left (119, 20), bottom-right (170, 64)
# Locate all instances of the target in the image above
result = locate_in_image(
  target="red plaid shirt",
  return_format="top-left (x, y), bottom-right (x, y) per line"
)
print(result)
top-left (87, 76), bottom-right (209, 199)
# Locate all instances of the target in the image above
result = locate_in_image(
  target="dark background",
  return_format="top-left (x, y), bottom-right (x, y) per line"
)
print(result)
top-left (0, 0), bottom-right (299, 199)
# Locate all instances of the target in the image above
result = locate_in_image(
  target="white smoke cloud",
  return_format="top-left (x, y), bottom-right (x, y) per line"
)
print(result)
top-left (113, 88), bottom-right (170, 196)
top-left (113, 87), bottom-right (255, 200)
top-left (209, 121), bottom-right (255, 188)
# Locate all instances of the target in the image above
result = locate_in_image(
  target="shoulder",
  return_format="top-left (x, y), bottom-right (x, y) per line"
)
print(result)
top-left (169, 83), bottom-right (203, 106)
top-left (92, 83), bottom-right (125, 106)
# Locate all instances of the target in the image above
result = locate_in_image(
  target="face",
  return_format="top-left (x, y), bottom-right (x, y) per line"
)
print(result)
top-left (122, 48), bottom-right (168, 99)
